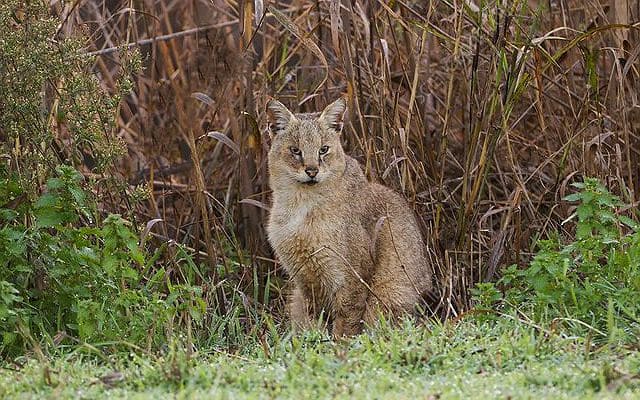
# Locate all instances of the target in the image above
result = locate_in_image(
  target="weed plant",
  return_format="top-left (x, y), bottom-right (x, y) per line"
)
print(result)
top-left (474, 178), bottom-right (640, 343)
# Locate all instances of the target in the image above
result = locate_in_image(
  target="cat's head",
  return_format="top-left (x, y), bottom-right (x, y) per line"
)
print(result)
top-left (266, 97), bottom-right (347, 189)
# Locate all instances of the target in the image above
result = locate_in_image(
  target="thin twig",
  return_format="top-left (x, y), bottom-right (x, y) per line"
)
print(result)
top-left (83, 20), bottom-right (238, 57)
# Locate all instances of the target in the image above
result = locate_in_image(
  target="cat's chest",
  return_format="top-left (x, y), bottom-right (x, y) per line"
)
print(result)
top-left (268, 203), bottom-right (332, 249)
top-left (268, 202), bottom-right (345, 275)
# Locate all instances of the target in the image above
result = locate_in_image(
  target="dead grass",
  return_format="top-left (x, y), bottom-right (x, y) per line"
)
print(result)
top-left (53, 0), bottom-right (640, 320)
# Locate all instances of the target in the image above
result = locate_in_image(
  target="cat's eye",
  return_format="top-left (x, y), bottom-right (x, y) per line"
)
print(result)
top-left (289, 146), bottom-right (302, 156)
top-left (319, 145), bottom-right (329, 155)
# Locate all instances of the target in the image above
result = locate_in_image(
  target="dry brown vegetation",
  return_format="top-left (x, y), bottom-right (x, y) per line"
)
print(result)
top-left (54, 0), bottom-right (639, 320)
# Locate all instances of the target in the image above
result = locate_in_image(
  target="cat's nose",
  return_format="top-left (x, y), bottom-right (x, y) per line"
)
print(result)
top-left (305, 167), bottom-right (318, 178)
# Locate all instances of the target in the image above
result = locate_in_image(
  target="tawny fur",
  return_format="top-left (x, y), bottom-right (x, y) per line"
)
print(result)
top-left (266, 97), bottom-right (432, 337)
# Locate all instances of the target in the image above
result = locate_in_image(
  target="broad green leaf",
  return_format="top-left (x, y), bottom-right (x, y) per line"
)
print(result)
top-left (563, 193), bottom-right (582, 202)
top-left (35, 208), bottom-right (64, 227)
top-left (34, 193), bottom-right (58, 209)
top-left (46, 177), bottom-right (64, 190)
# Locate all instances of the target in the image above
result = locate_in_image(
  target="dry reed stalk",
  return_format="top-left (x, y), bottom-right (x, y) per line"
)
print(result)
top-left (56, 0), bottom-right (640, 320)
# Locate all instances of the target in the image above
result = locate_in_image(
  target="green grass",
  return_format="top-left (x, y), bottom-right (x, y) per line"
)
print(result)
top-left (2, 318), bottom-right (639, 399)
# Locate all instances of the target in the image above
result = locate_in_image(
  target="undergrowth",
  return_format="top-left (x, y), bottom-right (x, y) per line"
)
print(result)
top-left (474, 178), bottom-right (640, 343)
top-left (0, 165), bottom-right (213, 356)
top-left (0, 0), bottom-right (212, 357)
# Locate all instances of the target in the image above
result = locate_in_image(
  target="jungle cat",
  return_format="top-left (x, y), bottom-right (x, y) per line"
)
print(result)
top-left (265, 97), bottom-right (432, 337)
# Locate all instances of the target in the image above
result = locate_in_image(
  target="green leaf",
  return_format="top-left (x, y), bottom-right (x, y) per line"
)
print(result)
top-left (35, 207), bottom-right (65, 227)
top-left (1, 228), bottom-right (26, 256)
top-left (0, 281), bottom-right (22, 305)
top-left (102, 254), bottom-right (118, 275)
top-left (576, 205), bottom-right (593, 221)
top-left (69, 187), bottom-right (86, 206)
top-left (122, 267), bottom-right (139, 281)
top-left (0, 209), bottom-right (18, 222)
top-left (619, 216), bottom-right (639, 230)
top-left (563, 193), bottom-right (582, 202)
top-left (599, 211), bottom-right (617, 224)
top-left (3, 331), bottom-right (17, 346)
top-left (129, 247), bottom-right (145, 265)
top-left (46, 177), bottom-right (64, 190)
top-left (571, 181), bottom-right (586, 189)
top-left (580, 191), bottom-right (594, 204)
top-left (34, 193), bottom-right (58, 209)
top-left (596, 195), bottom-right (619, 208)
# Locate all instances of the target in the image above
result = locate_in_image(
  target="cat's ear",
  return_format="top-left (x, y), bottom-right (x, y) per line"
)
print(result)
top-left (266, 98), bottom-right (295, 138)
top-left (319, 97), bottom-right (346, 133)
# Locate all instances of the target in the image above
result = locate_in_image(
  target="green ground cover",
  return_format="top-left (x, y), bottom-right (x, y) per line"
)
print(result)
top-left (2, 318), bottom-right (639, 399)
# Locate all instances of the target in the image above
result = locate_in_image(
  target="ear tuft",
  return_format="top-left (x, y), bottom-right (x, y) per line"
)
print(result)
top-left (266, 98), bottom-right (295, 136)
top-left (319, 97), bottom-right (346, 132)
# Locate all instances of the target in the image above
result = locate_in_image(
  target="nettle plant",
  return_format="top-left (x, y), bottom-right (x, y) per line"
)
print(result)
top-left (475, 178), bottom-right (640, 342)
top-left (0, 167), bottom-right (207, 356)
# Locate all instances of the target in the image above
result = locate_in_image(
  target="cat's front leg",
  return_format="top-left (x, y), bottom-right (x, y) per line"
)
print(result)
top-left (331, 285), bottom-right (368, 337)
top-left (288, 284), bottom-right (312, 331)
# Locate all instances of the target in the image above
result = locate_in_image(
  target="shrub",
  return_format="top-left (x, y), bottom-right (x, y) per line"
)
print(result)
top-left (0, 1), bottom-right (130, 193)
top-left (0, 1), bottom-right (208, 357)
top-left (0, 167), bottom-right (208, 355)
top-left (474, 178), bottom-right (640, 343)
